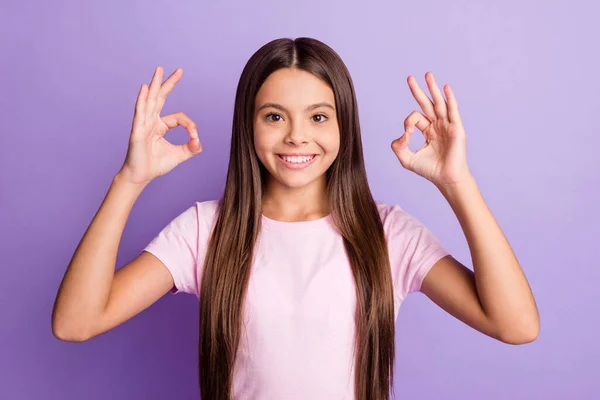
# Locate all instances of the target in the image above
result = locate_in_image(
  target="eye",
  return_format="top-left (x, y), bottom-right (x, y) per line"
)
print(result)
top-left (312, 114), bottom-right (328, 123)
top-left (265, 112), bottom-right (283, 122)
top-left (265, 112), bottom-right (328, 123)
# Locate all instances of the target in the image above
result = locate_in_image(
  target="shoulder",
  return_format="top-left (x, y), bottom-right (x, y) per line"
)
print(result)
top-left (195, 199), bottom-right (220, 218)
top-left (374, 201), bottom-right (408, 225)
top-left (375, 201), bottom-right (403, 219)
top-left (175, 199), bottom-right (219, 218)
top-left (374, 201), bottom-right (425, 237)
top-left (167, 199), bottom-right (220, 234)
top-left (191, 199), bottom-right (221, 230)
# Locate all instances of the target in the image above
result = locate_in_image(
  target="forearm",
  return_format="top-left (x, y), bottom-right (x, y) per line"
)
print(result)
top-left (437, 175), bottom-right (539, 343)
top-left (52, 172), bottom-right (147, 340)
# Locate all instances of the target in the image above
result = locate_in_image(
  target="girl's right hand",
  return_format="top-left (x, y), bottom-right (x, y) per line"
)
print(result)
top-left (118, 66), bottom-right (203, 186)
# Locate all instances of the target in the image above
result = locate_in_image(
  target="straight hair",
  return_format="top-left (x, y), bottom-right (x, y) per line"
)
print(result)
top-left (198, 37), bottom-right (396, 400)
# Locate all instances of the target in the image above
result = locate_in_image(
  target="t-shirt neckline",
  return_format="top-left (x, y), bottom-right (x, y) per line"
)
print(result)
top-left (261, 213), bottom-right (333, 231)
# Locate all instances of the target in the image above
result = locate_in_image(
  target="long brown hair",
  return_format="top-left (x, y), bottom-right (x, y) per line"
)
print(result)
top-left (198, 37), bottom-right (396, 400)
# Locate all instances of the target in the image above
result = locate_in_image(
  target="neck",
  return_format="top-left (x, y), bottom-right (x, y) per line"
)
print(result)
top-left (262, 175), bottom-right (329, 221)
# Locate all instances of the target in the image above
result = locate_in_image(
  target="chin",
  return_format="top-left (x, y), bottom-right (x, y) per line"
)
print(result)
top-left (272, 173), bottom-right (319, 189)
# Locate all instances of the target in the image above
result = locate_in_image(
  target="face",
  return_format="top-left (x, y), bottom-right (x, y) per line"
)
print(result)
top-left (253, 67), bottom-right (340, 192)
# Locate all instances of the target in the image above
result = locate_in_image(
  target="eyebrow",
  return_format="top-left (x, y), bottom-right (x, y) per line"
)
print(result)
top-left (256, 102), bottom-right (336, 113)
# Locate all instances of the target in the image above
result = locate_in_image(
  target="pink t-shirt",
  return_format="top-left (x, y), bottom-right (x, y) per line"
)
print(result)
top-left (143, 199), bottom-right (450, 399)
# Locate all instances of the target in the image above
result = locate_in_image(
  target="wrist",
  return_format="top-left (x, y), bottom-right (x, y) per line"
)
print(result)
top-left (436, 173), bottom-right (478, 200)
top-left (113, 170), bottom-right (149, 193)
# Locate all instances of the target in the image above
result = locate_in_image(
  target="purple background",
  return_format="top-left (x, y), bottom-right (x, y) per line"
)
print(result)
top-left (2, 0), bottom-right (598, 398)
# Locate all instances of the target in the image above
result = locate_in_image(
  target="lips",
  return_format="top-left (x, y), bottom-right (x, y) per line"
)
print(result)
top-left (276, 154), bottom-right (318, 170)
top-left (276, 154), bottom-right (317, 157)
top-left (277, 154), bottom-right (315, 162)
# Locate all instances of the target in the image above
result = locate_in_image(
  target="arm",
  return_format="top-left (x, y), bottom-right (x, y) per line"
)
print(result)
top-left (392, 72), bottom-right (539, 345)
top-left (421, 175), bottom-right (540, 345)
top-left (52, 65), bottom-right (202, 341)
top-left (51, 172), bottom-right (174, 341)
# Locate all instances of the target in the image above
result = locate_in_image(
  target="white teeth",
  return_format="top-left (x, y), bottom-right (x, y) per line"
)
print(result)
top-left (280, 155), bottom-right (314, 163)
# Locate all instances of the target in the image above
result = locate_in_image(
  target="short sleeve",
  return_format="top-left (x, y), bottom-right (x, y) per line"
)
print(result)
top-left (381, 204), bottom-right (451, 302)
top-left (143, 203), bottom-right (200, 297)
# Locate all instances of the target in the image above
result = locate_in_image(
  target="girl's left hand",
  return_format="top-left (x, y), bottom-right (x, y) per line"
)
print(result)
top-left (391, 72), bottom-right (471, 189)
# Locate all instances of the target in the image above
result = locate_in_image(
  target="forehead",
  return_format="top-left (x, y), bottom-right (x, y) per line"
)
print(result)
top-left (255, 68), bottom-right (335, 107)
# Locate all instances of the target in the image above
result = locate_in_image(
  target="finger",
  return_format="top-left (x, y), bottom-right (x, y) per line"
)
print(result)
top-left (391, 131), bottom-right (414, 169)
top-left (162, 112), bottom-right (202, 160)
top-left (424, 72), bottom-right (448, 120)
top-left (161, 111), bottom-right (200, 143)
top-left (134, 83), bottom-right (148, 122)
top-left (146, 65), bottom-right (164, 117)
top-left (444, 84), bottom-right (462, 124)
top-left (177, 137), bottom-right (203, 163)
top-left (404, 110), bottom-right (431, 138)
top-left (407, 75), bottom-right (437, 121)
top-left (154, 68), bottom-right (183, 116)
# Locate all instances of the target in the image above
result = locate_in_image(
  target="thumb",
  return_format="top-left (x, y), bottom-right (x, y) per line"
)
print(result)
top-left (391, 132), bottom-right (414, 169)
top-left (178, 137), bottom-right (203, 162)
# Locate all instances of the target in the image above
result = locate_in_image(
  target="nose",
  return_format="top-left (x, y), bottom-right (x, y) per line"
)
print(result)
top-left (284, 120), bottom-right (309, 145)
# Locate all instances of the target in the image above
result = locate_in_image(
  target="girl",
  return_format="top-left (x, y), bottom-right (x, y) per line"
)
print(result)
top-left (52, 37), bottom-right (539, 400)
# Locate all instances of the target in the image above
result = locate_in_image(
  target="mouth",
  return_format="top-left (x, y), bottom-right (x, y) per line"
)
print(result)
top-left (276, 154), bottom-right (318, 170)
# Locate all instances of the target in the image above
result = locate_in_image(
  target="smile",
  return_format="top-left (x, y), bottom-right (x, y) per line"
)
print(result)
top-left (276, 154), bottom-right (318, 170)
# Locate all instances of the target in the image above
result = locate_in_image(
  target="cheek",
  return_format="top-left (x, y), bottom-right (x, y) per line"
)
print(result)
top-left (321, 129), bottom-right (341, 154)
top-left (253, 127), bottom-right (269, 152)
top-left (253, 129), bottom-right (278, 165)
